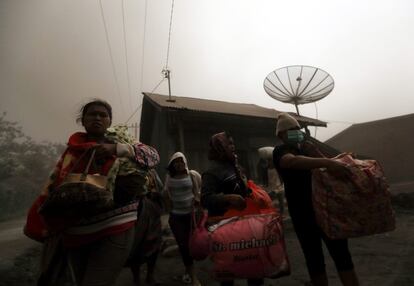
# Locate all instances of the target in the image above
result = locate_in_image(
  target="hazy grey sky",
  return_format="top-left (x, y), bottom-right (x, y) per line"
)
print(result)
top-left (1, 0), bottom-right (413, 143)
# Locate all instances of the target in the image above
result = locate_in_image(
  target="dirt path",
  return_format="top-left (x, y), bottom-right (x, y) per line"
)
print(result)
top-left (115, 208), bottom-right (414, 286)
top-left (1, 209), bottom-right (413, 286)
top-left (0, 218), bottom-right (38, 270)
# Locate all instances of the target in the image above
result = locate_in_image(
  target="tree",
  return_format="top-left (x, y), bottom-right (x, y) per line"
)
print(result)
top-left (0, 113), bottom-right (65, 220)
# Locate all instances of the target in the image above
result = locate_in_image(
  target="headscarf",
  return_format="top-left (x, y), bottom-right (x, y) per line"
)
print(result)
top-left (208, 132), bottom-right (246, 184)
top-left (208, 132), bottom-right (236, 162)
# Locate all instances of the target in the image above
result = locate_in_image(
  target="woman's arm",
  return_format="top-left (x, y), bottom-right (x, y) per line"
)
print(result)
top-left (162, 174), bottom-right (172, 212)
top-left (301, 141), bottom-right (326, 158)
top-left (280, 153), bottom-right (352, 180)
top-left (94, 143), bottom-right (135, 158)
top-left (201, 173), bottom-right (246, 214)
top-left (116, 143), bottom-right (135, 158)
top-left (189, 170), bottom-right (202, 202)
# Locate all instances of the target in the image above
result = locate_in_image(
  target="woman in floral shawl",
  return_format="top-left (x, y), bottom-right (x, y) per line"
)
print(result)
top-left (35, 99), bottom-right (160, 286)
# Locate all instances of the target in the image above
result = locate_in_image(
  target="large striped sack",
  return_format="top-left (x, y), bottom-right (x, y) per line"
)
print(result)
top-left (208, 213), bottom-right (290, 281)
top-left (312, 153), bottom-right (396, 239)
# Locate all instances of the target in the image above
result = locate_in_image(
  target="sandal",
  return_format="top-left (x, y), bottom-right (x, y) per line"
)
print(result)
top-left (192, 277), bottom-right (202, 286)
top-left (182, 274), bottom-right (192, 284)
top-left (173, 274), bottom-right (192, 284)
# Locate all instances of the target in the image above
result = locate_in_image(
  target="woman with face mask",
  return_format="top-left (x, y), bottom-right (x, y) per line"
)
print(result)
top-left (273, 113), bottom-right (360, 286)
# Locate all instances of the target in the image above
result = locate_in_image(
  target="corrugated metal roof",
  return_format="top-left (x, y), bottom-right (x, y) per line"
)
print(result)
top-left (143, 92), bottom-right (327, 127)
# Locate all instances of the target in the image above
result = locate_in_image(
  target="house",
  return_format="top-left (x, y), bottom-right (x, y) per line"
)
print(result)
top-left (139, 92), bottom-right (327, 180)
top-left (326, 113), bottom-right (414, 187)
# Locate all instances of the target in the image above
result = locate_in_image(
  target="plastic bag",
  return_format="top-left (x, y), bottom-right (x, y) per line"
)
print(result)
top-left (210, 213), bottom-right (290, 280)
top-left (189, 209), bottom-right (210, 260)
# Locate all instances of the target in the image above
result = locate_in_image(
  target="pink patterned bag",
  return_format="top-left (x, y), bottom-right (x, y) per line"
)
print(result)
top-left (133, 143), bottom-right (160, 168)
top-left (209, 213), bottom-right (290, 281)
top-left (312, 153), bottom-right (396, 239)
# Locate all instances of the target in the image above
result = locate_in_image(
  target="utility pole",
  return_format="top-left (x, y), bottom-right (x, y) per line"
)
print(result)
top-left (163, 69), bottom-right (175, 102)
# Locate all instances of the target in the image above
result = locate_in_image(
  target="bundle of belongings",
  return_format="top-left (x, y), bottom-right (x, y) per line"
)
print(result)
top-left (205, 181), bottom-right (290, 281)
top-left (24, 125), bottom-right (159, 243)
top-left (312, 153), bottom-right (396, 240)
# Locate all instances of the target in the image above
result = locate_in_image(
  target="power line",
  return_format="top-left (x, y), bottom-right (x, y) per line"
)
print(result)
top-left (98, 0), bottom-right (125, 114)
top-left (124, 103), bottom-right (143, 126)
top-left (124, 78), bottom-right (165, 124)
top-left (139, 0), bottom-right (148, 94)
top-left (121, 0), bottom-right (133, 112)
top-left (125, 0), bottom-right (176, 125)
top-left (165, 0), bottom-right (175, 69)
top-left (122, 0), bottom-right (149, 128)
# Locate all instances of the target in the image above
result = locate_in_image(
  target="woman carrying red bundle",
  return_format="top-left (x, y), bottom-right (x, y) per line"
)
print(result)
top-left (201, 131), bottom-right (264, 286)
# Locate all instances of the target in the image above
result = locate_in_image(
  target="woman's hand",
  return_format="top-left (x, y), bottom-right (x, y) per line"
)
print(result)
top-left (326, 160), bottom-right (353, 180)
top-left (94, 144), bottom-right (116, 159)
top-left (226, 194), bottom-right (247, 211)
top-left (193, 197), bottom-right (201, 207)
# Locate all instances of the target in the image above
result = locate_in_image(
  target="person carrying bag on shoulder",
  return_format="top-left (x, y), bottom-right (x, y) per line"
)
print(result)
top-left (201, 132), bottom-right (291, 285)
top-left (25, 99), bottom-right (159, 286)
top-left (273, 113), bottom-right (360, 286)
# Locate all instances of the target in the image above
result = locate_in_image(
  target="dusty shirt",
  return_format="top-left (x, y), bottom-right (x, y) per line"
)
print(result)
top-left (167, 176), bottom-right (194, 215)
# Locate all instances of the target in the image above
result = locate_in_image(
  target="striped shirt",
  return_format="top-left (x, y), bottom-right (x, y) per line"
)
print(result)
top-left (168, 176), bottom-right (194, 215)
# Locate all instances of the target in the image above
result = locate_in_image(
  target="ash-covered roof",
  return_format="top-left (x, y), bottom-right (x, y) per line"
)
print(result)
top-left (143, 92), bottom-right (327, 127)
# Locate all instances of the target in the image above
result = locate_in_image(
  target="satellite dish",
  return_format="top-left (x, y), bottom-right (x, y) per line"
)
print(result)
top-left (263, 65), bottom-right (334, 115)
